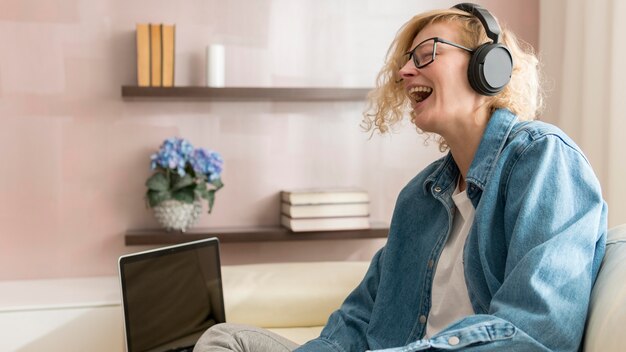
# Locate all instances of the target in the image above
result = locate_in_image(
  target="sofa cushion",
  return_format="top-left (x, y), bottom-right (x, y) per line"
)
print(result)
top-left (584, 224), bottom-right (626, 351)
top-left (221, 261), bottom-right (369, 329)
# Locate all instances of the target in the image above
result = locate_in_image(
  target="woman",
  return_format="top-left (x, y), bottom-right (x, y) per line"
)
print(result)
top-left (194, 4), bottom-right (607, 352)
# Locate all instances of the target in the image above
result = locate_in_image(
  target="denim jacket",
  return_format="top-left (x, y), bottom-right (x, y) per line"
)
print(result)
top-left (296, 109), bottom-right (607, 352)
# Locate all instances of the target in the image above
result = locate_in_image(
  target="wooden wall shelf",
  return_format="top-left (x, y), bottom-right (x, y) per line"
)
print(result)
top-left (125, 223), bottom-right (389, 246)
top-left (121, 86), bottom-right (371, 101)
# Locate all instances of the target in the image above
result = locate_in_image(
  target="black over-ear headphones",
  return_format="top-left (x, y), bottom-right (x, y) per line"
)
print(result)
top-left (452, 3), bottom-right (513, 96)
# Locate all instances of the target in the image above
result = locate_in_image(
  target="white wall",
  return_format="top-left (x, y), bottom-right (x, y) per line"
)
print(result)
top-left (0, 0), bottom-right (538, 279)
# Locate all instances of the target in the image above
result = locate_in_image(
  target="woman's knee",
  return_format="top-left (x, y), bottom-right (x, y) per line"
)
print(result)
top-left (194, 323), bottom-right (249, 352)
top-left (193, 323), bottom-right (298, 352)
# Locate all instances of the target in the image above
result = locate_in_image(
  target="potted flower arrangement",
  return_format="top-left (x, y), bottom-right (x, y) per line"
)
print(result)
top-left (145, 137), bottom-right (224, 231)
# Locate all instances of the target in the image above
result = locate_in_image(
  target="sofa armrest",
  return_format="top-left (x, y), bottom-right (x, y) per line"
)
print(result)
top-left (221, 261), bottom-right (369, 328)
top-left (585, 225), bottom-right (626, 351)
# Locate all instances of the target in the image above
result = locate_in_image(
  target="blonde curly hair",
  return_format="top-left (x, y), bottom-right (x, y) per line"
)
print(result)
top-left (362, 8), bottom-right (543, 149)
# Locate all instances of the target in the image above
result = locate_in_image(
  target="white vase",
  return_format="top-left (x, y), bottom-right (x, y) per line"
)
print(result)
top-left (152, 200), bottom-right (203, 232)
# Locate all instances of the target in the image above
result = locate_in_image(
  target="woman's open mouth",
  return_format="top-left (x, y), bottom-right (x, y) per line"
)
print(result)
top-left (408, 86), bottom-right (433, 104)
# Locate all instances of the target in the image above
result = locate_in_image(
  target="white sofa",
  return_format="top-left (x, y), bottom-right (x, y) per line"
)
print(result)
top-left (223, 224), bottom-right (626, 351)
top-left (1, 225), bottom-right (624, 351)
top-left (584, 224), bottom-right (626, 351)
top-left (221, 261), bottom-right (369, 344)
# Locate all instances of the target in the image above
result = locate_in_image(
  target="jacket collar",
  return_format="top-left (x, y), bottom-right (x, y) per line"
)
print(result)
top-left (423, 109), bottom-right (517, 200)
top-left (465, 109), bottom-right (517, 190)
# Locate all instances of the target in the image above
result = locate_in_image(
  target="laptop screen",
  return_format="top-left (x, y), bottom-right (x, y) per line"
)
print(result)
top-left (118, 238), bottom-right (226, 352)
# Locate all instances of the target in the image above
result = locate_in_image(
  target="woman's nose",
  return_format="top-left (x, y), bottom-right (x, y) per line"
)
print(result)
top-left (398, 59), bottom-right (418, 79)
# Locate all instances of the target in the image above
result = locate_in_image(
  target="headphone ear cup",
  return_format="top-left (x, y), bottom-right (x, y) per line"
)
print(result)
top-left (467, 43), bottom-right (513, 96)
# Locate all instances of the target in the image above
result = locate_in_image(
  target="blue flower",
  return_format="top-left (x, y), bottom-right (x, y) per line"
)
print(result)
top-left (190, 148), bottom-right (224, 181)
top-left (150, 137), bottom-right (196, 176)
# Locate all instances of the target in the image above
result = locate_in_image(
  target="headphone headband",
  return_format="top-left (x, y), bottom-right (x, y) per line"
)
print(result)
top-left (453, 3), bottom-right (501, 43)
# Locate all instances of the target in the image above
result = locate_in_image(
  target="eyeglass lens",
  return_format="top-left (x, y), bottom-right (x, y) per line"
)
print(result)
top-left (410, 39), bottom-right (436, 68)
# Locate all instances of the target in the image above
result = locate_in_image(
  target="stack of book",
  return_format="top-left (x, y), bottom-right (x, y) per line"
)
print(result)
top-left (280, 188), bottom-right (371, 232)
top-left (136, 23), bottom-right (175, 87)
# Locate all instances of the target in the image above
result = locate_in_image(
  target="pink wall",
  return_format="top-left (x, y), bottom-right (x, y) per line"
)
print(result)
top-left (0, 0), bottom-right (538, 280)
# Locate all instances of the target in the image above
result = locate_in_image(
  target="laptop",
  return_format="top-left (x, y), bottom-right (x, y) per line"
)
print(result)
top-left (118, 238), bottom-right (226, 352)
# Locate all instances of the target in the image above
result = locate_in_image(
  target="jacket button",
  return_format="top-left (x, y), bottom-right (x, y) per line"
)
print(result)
top-left (434, 186), bottom-right (442, 193)
top-left (448, 336), bottom-right (460, 346)
top-left (419, 315), bottom-right (427, 324)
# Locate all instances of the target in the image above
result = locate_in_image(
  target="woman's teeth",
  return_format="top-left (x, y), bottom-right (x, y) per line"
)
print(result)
top-left (409, 86), bottom-right (433, 103)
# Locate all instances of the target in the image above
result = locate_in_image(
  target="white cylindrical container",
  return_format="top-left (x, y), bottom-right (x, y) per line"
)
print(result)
top-left (206, 44), bottom-right (225, 87)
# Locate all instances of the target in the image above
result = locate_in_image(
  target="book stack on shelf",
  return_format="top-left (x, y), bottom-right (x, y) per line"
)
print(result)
top-left (280, 188), bottom-right (371, 232)
top-left (135, 23), bottom-right (175, 87)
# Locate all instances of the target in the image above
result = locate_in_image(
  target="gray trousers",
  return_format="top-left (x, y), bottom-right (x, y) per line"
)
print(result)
top-left (193, 323), bottom-right (301, 352)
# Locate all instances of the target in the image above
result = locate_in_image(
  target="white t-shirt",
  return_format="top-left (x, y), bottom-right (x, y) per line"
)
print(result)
top-left (424, 181), bottom-right (476, 338)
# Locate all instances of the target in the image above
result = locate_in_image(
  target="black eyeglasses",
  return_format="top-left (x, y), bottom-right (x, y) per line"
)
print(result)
top-left (405, 37), bottom-right (474, 69)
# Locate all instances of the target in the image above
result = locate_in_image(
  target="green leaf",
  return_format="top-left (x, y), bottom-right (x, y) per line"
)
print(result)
top-left (172, 187), bottom-right (195, 203)
top-left (206, 190), bottom-right (216, 214)
top-left (146, 190), bottom-right (172, 207)
top-left (146, 172), bottom-right (169, 191)
top-left (172, 174), bottom-right (194, 191)
top-left (195, 186), bottom-right (209, 199)
top-left (210, 178), bottom-right (224, 190)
